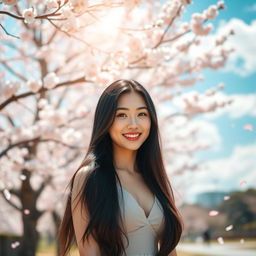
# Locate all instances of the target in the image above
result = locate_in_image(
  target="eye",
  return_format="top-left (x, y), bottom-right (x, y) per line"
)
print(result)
top-left (116, 113), bottom-right (127, 118)
top-left (139, 112), bottom-right (148, 117)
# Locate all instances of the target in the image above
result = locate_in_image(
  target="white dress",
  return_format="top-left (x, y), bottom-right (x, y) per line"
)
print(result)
top-left (116, 183), bottom-right (165, 256)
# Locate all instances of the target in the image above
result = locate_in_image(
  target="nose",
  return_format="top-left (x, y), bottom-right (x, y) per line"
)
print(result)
top-left (127, 116), bottom-right (138, 129)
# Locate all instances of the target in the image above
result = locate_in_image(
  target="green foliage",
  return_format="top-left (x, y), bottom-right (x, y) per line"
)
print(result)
top-left (218, 189), bottom-right (256, 230)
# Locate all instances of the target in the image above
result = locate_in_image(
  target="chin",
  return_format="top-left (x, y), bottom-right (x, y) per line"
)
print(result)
top-left (120, 143), bottom-right (142, 151)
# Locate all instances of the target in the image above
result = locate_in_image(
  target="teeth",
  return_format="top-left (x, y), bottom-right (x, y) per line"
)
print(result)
top-left (124, 134), bottom-right (140, 138)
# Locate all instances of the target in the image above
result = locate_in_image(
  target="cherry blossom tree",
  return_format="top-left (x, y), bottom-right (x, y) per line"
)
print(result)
top-left (0, 0), bottom-right (234, 255)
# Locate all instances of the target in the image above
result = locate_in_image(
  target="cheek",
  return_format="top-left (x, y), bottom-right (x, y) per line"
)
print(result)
top-left (109, 121), bottom-right (123, 139)
top-left (143, 119), bottom-right (151, 132)
top-left (110, 121), bottom-right (123, 132)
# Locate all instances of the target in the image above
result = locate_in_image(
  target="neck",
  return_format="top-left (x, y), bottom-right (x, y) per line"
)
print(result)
top-left (112, 145), bottom-right (138, 173)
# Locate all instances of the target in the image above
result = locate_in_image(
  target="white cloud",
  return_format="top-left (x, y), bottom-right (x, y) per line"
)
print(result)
top-left (179, 144), bottom-right (256, 202)
top-left (217, 19), bottom-right (256, 76)
top-left (244, 4), bottom-right (256, 12)
top-left (190, 119), bottom-right (222, 151)
top-left (204, 92), bottom-right (256, 119)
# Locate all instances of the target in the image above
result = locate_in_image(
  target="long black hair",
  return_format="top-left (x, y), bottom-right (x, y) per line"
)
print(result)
top-left (58, 79), bottom-right (183, 256)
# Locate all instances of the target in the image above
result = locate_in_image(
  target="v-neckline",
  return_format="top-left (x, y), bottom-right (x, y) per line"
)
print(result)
top-left (117, 183), bottom-right (156, 219)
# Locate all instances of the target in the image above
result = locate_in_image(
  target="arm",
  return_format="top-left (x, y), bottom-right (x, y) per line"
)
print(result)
top-left (158, 242), bottom-right (177, 256)
top-left (71, 167), bottom-right (101, 256)
top-left (168, 249), bottom-right (177, 256)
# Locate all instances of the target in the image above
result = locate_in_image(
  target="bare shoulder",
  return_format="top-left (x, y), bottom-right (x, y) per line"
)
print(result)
top-left (72, 166), bottom-right (92, 206)
top-left (73, 166), bottom-right (91, 187)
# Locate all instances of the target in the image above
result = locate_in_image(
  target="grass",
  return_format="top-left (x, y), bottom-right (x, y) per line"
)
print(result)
top-left (36, 239), bottom-right (256, 256)
top-left (177, 252), bottom-right (208, 256)
top-left (37, 247), bottom-right (206, 256)
top-left (36, 251), bottom-right (205, 256)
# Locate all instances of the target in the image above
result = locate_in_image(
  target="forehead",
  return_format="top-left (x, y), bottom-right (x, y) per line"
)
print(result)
top-left (117, 92), bottom-right (147, 108)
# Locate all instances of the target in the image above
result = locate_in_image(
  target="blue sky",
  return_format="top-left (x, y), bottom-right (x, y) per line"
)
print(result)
top-left (184, 0), bottom-right (256, 158)
top-left (174, 0), bottom-right (256, 202)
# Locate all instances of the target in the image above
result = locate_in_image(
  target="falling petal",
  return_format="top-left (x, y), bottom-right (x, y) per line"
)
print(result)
top-left (224, 196), bottom-right (230, 200)
top-left (20, 174), bottom-right (27, 180)
top-left (240, 180), bottom-right (247, 186)
top-left (240, 238), bottom-right (245, 244)
top-left (24, 209), bottom-right (30, 215)
top-left (243, 124), bottom-right (253, 131)
top-left (225, 225), bottom-right (233, 231)
top-left (217, 237), bottom-right (224, 244)
top-left (3, 189), bottom-right (11, 200)
top-left (11, 241), bottom-right (20, 249)
top-left (209, 210), bottom-right (219, 216)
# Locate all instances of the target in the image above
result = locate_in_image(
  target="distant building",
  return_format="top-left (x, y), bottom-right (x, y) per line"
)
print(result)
top-left (196, 191), bottom-right (228, 208)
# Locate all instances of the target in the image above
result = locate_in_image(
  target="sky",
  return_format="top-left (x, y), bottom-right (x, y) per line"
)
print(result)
top-left (175, 0), bottom-right (256, 203)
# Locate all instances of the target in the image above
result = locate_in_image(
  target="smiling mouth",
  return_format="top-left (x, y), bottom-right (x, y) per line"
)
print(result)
top-left (122, 133), bottom-right (141, 141)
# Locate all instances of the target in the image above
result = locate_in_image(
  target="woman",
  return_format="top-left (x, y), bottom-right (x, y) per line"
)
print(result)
top-left (58, 79), bottom-right (183, 256)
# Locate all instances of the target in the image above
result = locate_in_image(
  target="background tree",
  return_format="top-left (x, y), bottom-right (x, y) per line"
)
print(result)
top-left (0, 0), bottom-right (234, 255)
top-left (218, 189), bottom-right (256, 237)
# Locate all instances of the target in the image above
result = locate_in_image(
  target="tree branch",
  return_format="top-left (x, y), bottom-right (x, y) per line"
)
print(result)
top-left (0, 137), bottom-right (40, 158)
top-left (0, 191), bottom-right (22, 211)
top-left (0, 61), bottom-right (27, 81)
top-left (153, 4), bottom-right (183, 49)
top-left (0, 136), bottom-right (86, 159)
top-left (0, 11), bottom-right (24, 20)
top-left (0, 76), bottom-right (91, 111)
top-left (0, 23), bottom-right (20, 39)
top-left (9, 188), bottom-right (21, 199)
top-left (39, 138), bottom-right (86, 150)
top-left (35, 176), bottom-right (52, 199)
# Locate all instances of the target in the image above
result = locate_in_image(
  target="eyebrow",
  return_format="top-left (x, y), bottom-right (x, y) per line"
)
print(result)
top-left (116, 106), bottom-right (148, 111)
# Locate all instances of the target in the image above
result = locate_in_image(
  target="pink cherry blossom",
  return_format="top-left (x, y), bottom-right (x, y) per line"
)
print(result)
top-left (43, 72), bottom-right (59, 89)
top-left (217, 237), bottom-right (224, 244)
top-left (11, 241), bottom-right (20, 249)
top-left (27, 80), bottom-right (42, 93)
top-left (1, 81), bottom-right (20, 99)
top-left (3, 189), bottom-right (11, 200)
top-left (209, 210), bottom-right (219, 216)
top-left (71, 0), bottom-right (88, 14)
top-left (20, 174), bottom-right (27, 180)
top-left (23, 8), bottom-right (37, 24)
top-left (24, 209), bottom-right (30, 215)
top-left (217, 1), bottom-right (225, 9)
top-left (2, 0), bottom-right (18, 6)
top-left (46, 0), bottom-right (58, 10)
top-left (123, 0), bottom-right (141, 12)
top-left (61, 5), bottom-right (74, 18)
top-left (240, 180), bottom-right (247, 186)
top-left (62, 16), bottom-right (80, 32)
top-left (204, 5), bottom-right (218, 20)
top-left (225, 225), bottom-right (233, 231)
top-left (243, 124), bottom-right (253, 131)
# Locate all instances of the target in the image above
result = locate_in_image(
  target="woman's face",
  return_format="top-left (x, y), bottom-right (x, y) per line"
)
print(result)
top-left (109, 91), bottom-right (151, 152)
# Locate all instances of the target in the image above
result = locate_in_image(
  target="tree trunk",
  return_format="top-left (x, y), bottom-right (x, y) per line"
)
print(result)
top-left (52, 211), bottom-right (61, 256)
top-left (19, 169), bottom-right (41, 256)
top-left (20, 216), bottom-right (39, 256)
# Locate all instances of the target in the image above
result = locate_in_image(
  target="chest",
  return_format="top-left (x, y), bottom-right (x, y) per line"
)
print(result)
top-left (116, 171), bottom-right (155, 218)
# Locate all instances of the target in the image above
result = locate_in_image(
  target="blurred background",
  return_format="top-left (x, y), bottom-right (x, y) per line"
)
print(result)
top-left (0, 0), bottom-right (255, 256)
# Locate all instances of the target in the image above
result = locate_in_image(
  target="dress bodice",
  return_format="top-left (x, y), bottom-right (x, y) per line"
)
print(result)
top-left (117, 183), bottom-right (165, 256)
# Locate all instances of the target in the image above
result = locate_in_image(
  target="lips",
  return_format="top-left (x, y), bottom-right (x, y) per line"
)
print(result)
top-left (122, 132), bottom-right (142, 141)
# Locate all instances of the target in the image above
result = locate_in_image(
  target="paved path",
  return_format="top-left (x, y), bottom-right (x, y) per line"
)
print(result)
top-left (177, 241), bottom-right (256, 256)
